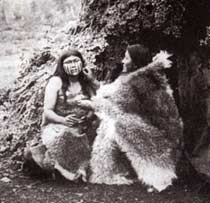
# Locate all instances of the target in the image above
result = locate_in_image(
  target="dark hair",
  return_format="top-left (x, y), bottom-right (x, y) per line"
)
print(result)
top-left (127, 44), bottom-right (151, 68)
top-left (54, 49), bottom-right (93, 100)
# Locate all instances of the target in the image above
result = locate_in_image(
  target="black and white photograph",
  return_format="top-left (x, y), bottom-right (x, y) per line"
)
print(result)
top-left (0, 0), bottom-right (210, 202)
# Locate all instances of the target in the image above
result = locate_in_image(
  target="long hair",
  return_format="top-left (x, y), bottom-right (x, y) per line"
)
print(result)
top-left (127, 44), bottom-right (151, 71)
top-left (54, 49), bottom-right (93, 100)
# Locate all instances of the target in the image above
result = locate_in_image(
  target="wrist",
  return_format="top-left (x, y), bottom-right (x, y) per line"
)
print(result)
top-left (59, 116), bottom-right (66, 124)
top-left (91, 78), bottom-right (97, 83)
top-left (86, 75), bottom-right (96, 82)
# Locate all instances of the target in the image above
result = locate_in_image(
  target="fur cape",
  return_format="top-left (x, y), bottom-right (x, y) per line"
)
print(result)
top-left (81, 51), bottom-right (183, 192)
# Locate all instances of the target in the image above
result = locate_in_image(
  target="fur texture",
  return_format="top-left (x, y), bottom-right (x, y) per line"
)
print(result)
top-left (26, 102), bottom-right (97, 181)
top-left (82, 51), bottom-right (183, 192)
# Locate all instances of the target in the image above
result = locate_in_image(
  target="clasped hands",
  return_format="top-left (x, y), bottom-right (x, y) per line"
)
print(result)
top-left (63, 113), bottom-right (85, 127)
top-left (63, 95), bottom-right (94, 128)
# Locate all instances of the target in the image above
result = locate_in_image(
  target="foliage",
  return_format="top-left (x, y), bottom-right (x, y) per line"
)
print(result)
top-left (200, 26), bottom-right (210, 47)
top-left (0, 51), bottom-right (55, 160)
top-left (0, 0), bottom-right (81, 27)
top-left (81, 0), bottom-right (185, 38)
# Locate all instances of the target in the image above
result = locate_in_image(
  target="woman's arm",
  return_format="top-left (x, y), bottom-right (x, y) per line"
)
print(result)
top-left (83, 67), bottom-right (100, 95)
top-left (43, 77), bottom-right (82, 126)
top-left (128, 51), bottom-right (172, 80)
top-left (43, 76), bottom-right (66, 124)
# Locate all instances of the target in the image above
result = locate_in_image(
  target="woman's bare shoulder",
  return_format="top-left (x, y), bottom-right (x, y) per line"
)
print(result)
top-left (47, 76), bottom-right (62, 91)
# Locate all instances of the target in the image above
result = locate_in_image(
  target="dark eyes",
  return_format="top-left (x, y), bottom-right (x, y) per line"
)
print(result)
top-left (73, 59), bottom-right (80, 63)
top-left (65, 59), bottom-right (80, 63)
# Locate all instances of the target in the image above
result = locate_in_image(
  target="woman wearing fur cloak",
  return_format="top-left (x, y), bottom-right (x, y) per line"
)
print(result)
top-left (79, 44), bottom-right (183, 192)
top-left (25, 49), bottom-right (99, 181)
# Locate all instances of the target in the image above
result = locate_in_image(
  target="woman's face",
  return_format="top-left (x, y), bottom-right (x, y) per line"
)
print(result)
top-left (63, 55), bottom-right (82, 76)
top-left (122, 50), bottom-right (133, 73)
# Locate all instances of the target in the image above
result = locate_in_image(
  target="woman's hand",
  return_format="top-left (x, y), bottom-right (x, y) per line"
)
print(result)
top-left (76, 99), bottom-right (94, 110)
top-left (73, 94), bottom-right (88, 102)
top-left (63, 114), bottom-right (83, 127)
top-left (83, 68), bottom-right (95, 81)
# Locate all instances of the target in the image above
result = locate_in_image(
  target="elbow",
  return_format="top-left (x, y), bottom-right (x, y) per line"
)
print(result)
top-left (43, 108), bottom-right (54, 118)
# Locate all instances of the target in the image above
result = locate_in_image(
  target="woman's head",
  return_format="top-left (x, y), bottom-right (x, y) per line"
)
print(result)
top-left (54, 49), bottom-right (85, 79)
top-left (122, 44), bottom-right (151, 72)
top-left (54, 49), bottom-right (95, 98)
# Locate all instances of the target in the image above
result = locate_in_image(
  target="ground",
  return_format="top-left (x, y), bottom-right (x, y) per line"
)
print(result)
top-left (0, 155), bottom-right (210, 203)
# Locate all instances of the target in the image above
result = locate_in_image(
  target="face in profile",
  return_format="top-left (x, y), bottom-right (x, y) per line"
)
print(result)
top-left (63, 55), bottom-right (82, 76)
top-left (122, 50), bottom-right (133, 73)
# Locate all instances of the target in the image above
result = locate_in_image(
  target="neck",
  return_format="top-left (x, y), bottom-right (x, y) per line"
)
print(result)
top-left (68, 75), bottom-right (79, 83)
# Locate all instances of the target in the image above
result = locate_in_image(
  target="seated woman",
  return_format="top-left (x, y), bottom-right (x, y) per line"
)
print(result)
top-left (27, 49), bottom-right (99, 181)
top-left (79, 44), bottom-right (183, 192)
